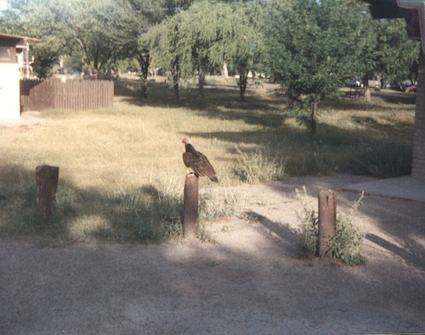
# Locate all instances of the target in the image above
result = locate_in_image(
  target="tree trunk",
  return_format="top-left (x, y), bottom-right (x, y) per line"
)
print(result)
top-left (172, 71), bottom-right (179, 101)
top-left (139, 53), bottom-right (150, 98)
top-left (412, 49), bottom-right (425, 180)
top-left (310, 101), bottom-right (318, 134)
top-left (198, 70), bottom-right (205, 94)
top-left (222, 62), bottom-right (229, 79)
top-left (238, 67), bottom-right (248, 101)
top-left (363, 76), bottom-right (371, 102)
top-left (172, 58), bottom-right (180, 101)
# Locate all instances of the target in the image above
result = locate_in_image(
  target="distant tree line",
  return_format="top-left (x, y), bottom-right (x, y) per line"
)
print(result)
top-left (0, 0), bottom-right (419, 130)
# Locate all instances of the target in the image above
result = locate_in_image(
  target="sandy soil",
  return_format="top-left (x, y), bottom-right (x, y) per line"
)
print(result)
top-left (1, 175), bottom-right (424, 335)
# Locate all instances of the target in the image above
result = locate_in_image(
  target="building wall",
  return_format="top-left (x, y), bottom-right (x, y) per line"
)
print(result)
top-left (412, 104), bottom-right (425, 180)
top-left (412, 52), bottom-right (425, 181)
top-left (0, 63), bottom-right (20, 120)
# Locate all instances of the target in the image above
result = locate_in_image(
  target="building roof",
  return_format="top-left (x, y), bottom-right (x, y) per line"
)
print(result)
top-left (363, 0), bottom-right (408, 19)
top-left (0, 32), bottom-right (40, 45)
top-left (363, 0), bottom-right (421, 41)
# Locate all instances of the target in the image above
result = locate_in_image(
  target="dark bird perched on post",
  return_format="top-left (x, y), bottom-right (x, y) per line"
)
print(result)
top-left (182, 138), bottom-right (219, 182)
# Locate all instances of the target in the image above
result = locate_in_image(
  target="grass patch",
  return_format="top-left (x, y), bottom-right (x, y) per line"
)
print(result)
top-left (0, 78), bottom-right (415, 243)
top-left (233, 146), bottom-right (286, 183)
top-left (0, 166), bottom-right (237, 243)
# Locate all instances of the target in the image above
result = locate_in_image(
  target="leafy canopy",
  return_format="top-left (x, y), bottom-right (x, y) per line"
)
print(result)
top-left (265, 0), bottom-right (369, 105)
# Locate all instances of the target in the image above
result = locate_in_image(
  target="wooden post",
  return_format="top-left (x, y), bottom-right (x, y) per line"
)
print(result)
top-left (318, 190), bottom-right (337, 258)
top-left (36, 165), bottom-right (59, 221)
top-left (183, 173), bottom-right (199, 239)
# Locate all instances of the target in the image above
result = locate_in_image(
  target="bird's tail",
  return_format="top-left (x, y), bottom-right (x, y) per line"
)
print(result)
top-left (209, 176), bottom-right (219, 183)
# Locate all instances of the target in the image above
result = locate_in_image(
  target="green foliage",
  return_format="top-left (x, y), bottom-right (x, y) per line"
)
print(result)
top-left (330, 214), bottom-right (365, 265)
top-left (145, 1), bottom-right (264, 99)
top-left (234, 146), bottom-right (285, 183)
top-left (265, 0), bottom-right (371, 109)
top-left (31, 38), bottom-right (62, 78)
top-left (300, 207), bottom-right (319, 255)
top-left (218, 3), bottom-right (265, 99)
top-left (374, 19), bottom-right (419, 85)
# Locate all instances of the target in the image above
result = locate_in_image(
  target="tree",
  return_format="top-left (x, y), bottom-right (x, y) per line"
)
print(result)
top-left (113, 0), bottom-right (175, 97)
top-left (219, 4), bottom-right (265, 101)
top-left (145, 1), bottom-right (265, 100)
top-left (265, 0), bottom-right (370, 133)
top-left (374, 19), bottom-right (419, 90)
top-left (355, 16), bottom-right (419, 100)
top-left (144, 14), bottom-right (189, 100)
top-left (18, 0), bottom-right (130, 78)
top-left (0, 0), bottom-right (62, 78)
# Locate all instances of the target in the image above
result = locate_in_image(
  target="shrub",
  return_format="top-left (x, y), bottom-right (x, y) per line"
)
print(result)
top-left (329, 214), bottom-right (365, 265)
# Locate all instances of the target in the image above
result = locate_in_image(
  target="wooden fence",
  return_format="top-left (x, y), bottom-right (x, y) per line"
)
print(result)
top-left (20, 79), bottom-right (114, 111)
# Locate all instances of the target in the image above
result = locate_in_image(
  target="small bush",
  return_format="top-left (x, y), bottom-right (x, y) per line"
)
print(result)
top-left (234, 146), bottom-right (286, 183)
top-left (329, 214), bottom-right (365, 265)
top-left (297, 188), bottom-right (365, 265)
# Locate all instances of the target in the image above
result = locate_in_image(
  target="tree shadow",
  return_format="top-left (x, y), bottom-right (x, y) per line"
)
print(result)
top-left (1, 166), bottom-right (425, 332)
top-left (374, 90), bottom-right (416, 105)
top-left (0, 164), bottom-right (183, 244)
top-left (244, 211), bottom-right (302, 257)
top-left (350, 115), bottom-right (413, 135)
top-left (117, 79), bottom-right (290, 128)
top-left (184, 117), bottom-right (412, 177)
top-left (322, 91), bottom-right (416, 112)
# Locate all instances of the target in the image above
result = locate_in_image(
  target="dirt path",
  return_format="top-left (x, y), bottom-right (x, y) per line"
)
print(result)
top-left (1, 175), bottom-right (424, 335)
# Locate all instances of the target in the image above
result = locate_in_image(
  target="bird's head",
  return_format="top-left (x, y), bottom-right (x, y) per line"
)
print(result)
top-left (181, 138), bottom-right (190, 145)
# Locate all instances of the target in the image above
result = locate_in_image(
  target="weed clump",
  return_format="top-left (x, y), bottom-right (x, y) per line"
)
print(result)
top-left (297, 188), bottom-right (365, 265)
top-left (234, 146), bottom-right (285, 183)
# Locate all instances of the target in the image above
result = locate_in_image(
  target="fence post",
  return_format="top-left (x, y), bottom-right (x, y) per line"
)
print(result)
top-left (36, 165), bottom-right (59, 221)
top-left (318, 190), bottom-right (337, 258)
top-left (183, 173), bottom-right (199, 239)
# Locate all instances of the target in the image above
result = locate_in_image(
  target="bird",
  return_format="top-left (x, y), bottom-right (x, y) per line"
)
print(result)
top-left (182, 138), bottom-right (218, 182)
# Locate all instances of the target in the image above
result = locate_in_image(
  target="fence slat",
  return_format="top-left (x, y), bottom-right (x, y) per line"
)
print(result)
top-left (20, 79), bottom-right (114, 112)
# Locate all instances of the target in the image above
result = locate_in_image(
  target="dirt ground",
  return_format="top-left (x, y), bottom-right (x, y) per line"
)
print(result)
top-left (1, 175), bottom-right (424, 335)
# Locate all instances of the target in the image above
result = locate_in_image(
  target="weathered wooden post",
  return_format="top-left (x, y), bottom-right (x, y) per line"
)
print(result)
top-left (183, 173), bottom-right (199, 239)
top-left (318, 190), bottom-right (337, 258)
top-left (36, 165), bottom-right (59, 221)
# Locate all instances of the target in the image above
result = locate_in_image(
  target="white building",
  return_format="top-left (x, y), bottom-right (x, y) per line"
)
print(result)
top-left (0, 33), bottom-right (38, 120)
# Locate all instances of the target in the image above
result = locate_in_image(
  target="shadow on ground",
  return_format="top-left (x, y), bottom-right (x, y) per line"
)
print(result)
top-left (0, 164), bottom-right (183, 244)
top-left (265, 176), bottom-right (425, 273)
top-left (1, 175), bottom-right (425, 334)
top-left (115, 79), bottom-right (414, 178)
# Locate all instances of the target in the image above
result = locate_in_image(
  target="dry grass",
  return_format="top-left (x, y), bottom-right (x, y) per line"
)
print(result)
top-left (0, 78), bottom-right (415, 242)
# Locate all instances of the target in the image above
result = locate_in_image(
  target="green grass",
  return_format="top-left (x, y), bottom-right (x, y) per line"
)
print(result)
top-left (0, 77), bottom-right (415, 243)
